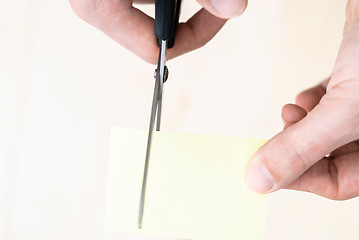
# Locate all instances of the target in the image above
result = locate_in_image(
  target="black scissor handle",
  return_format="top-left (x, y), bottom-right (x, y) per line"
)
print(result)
top-left (155, 0), bottom-right (181, 49)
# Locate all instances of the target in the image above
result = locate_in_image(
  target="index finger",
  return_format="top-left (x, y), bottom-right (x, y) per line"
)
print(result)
top-left (69, 0), bottom-right (228, 63)
top-left (245, 82), bottom-right (359, 194)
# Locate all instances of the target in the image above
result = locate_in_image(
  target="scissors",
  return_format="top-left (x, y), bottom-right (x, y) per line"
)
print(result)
top-left (138, 0), bottom-right (182, 229)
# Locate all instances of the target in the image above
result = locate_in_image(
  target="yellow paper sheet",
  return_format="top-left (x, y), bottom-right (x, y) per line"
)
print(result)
top-left (105, 127), bottom-right (267, 240)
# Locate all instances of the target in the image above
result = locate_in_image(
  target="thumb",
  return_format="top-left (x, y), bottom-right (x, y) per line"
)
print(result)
top-left (245, 85), bottom-right (359, 194)
top-left (196, 0), bottom-right (248, 19)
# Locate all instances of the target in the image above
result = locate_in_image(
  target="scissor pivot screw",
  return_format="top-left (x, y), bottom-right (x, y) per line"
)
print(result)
top-left (154, 66), bottom-right (169, 83)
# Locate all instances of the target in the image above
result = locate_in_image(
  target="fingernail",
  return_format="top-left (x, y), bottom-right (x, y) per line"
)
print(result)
top-left (211, 0), bottom-right (245, 18)
top-left (245, 162), bottom-right (274, 193)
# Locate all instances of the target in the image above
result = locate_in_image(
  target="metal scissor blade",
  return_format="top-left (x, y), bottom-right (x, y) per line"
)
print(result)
top-left (138, 40), bottom-right (167, 229)
top-left (156, 40), bottom-right (167, 131)
top-left (156, 90), bottom-right (163, 131)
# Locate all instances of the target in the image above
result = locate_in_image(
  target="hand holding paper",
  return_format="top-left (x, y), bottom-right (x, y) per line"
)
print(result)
top-left (245, 6), bottom-right (359, 199)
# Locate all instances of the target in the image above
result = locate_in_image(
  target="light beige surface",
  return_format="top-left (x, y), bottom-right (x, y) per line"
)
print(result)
top-left (1, 0), bottom-right (359, 240)
top-left (105, 128), bottom-right (267, 240)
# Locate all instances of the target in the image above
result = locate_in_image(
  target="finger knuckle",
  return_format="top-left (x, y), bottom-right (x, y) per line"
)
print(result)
top-left (285, 137), bottom-right (313, 174)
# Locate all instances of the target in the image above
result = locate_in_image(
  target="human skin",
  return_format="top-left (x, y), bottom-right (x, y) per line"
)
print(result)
top-left (69, 0), bottom-right (247, 63)
top-left (245, 0), bottom-right (359, 200)
top-left (69, 0), bottom-right (359, 200)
